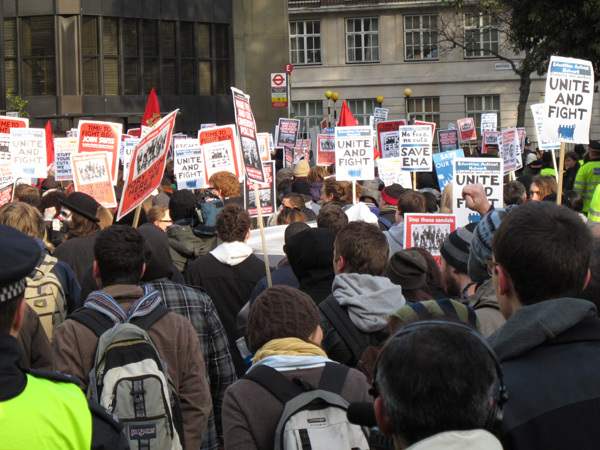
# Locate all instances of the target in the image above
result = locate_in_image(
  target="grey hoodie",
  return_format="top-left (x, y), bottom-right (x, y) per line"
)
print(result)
top-left (383, 222), bottom-right (404, 259)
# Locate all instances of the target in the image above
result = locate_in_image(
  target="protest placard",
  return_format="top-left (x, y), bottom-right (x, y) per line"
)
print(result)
top-left (317, 134), bottom-right (335, 166)
top-left (277, 118), bottom-right (300, 148)
top-left (414, 120), bottom-right (436, 140)
top-left (54, 137), bottom-right (78, 181)
top-left (232, 87), bottom-right (265, 183)
top-left (77, 121), bottom-right (122, 185)
top-left (399, 125), bottom-right (433, 172)
top-left (335, 126), bottom-right (374, 181)
top-left (117, 110), bottom-right (177, 221)
top-left (481, 131), bottom-right (500, 155)
top-left (0, 116), bottom-right (28, 134)
top-left (432, 149), bottom-right (465, 191)
top-left (0, 184), bottom-right (13, 207)
top-left (377, 120), bottom-right (406, 158)
top-left (294, 139), bottom-right (311, 164)
top-left (121, 138), bottom-right (140, 181)
top-left (517, 128), bottom-right (526, 155)
top-left (256, 133), bottom-right (271, 161)
top-left (0, 134), bottom-right (12, 189)
top-left (403, 213), bottom-right (456, 266)
top-left (376, 157), bottom-right (412, 188)
top-left (284, 145), bottom-right (294, 169)
top-left (457, 118), bottom-right (477, 142)
top-left (244, 161), bottom-right (276, 218)
top-left (500, 128), bottom-right (522, 174)
top-left (372, 107), bottom-right (389, 131)
top-left (200, 123), bottom-right (217, 130)
top-left (174, 139), bottom-right (206, 190)
top-left (530, 103), bottom-right (560, 150)
top-left (199, 125), bottom-right (243, 183)
top-left (10, 128), bottom-right (47, 178)
top-left (453, 158), bottom-right (503, 227)
top-left (437, 129), bottom-right (460, 153)
top-left (71, 152), bottom-right (117, 208)
top-left (541, 56), bottom-right (594, 144)
top-left (481, 113), bottom-right (497, 132)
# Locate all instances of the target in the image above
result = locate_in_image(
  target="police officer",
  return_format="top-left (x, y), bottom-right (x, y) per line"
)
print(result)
top-left (0, 225), bottom-right (128, 449)
top-left (574, 140), bottom-right (600, 214)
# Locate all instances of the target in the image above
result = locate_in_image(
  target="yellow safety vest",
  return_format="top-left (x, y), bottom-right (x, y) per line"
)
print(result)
top-left (588, 184), bottom-right (600, 223)
top-left (0, 374), bottom-right (92, 449)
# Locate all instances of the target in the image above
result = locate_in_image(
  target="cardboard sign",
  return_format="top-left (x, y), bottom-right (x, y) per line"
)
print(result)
top-left (174, 139), bottom-right (206, 190)
top-left (317, 134), bottom-right (335, 166)
top-left (377, 120), bottom-right (406, 158)
top-left (244, 161), bottom-right (276, 217)
top-left (530, 103), bottom-right (560, 150)
top-left (403, 213), bottom-right (457, 266)
top-left (200, 123), bottom-right (217, 130)
top-left (432, 149), bottom-right (465, 191)
top-left (399, 126), bottom-right (433, 172)
top-left (77, 121), bottom-right (123, 185)
top-left (541, 56), bottom-right (594, 144)
top-left (457, 118), bottom-right (477, 142)
top-left (453, 158), bottom-right (503, 227)
top-left (232, 87), bottom-right (265, 182)
top-left (414, 120), bottom-right (436, 140)
top-left (71, 152), bottom-right (117, 208)
top-left (10, 128), bottom-right (47, 178)
top-left (0, 184), bottom-right (13, 206)
top-left (117, 110), bottom-right (177, 221)
top-left (481, 113), bottom-right (497, 132)
top-left (0, 116), bottom-right (28, 134)
top-left (277, 118), bottom-right (300, 147)
top-left (256, 132), bottom-right (271, 161)
top-left (500, 128), bottom-right (523, 174)
top-left (122, 138), bottom-right (140, 181)
top-left (0, 134), bottom-right (13, 188)
top-left (372, 107), bottom-right (389, 131)
top-left (376, 157), bottom-right (413, 188)
top-left (284, 145), bottom-right (294, 169)
top-left (437, 129), bottom-right (460, 152)
top-left (481, 131), bottom-right (500, 155)
top-left (294, 139), bottom-right (311, 164)
top-left (200, 125), bottom-right (243, 183)
top-left (54, 137), bottom-right (78, 181)
top-left (335, 126), bottom-right (374, 181)
top-left (516, 128), bottom-right (526, 155)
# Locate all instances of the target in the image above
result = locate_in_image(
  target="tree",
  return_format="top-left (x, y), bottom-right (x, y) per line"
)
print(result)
top-left (439, 0), bottom-right (600, 128)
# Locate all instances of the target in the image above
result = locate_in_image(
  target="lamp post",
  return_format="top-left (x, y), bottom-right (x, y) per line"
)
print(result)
top-left (404, 88), bottom-right (412, 124)
top-left (376, 96), bottom-right (384, 108)
top-left (325, 90), bottom-right (332, 127)
top-left (332, 92), bottom-right (339, 126)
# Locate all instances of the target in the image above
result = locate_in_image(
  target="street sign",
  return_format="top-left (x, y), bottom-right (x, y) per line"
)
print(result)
top-left (271, 73), bottom-right (288, 108)
top-left (285, 63), bottom-right (294, 75)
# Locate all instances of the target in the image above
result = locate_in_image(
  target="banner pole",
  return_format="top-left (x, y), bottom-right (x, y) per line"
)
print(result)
top-left (132, 204), bottom-right (142, 229)
top-left (412, 172), bottom-right (417, 190)
top-left (556, 143), bottom-right (566, 206)
top-left (551, 148), bottom-right (559, 183)
top-left (352, 180), bottom-right (357, 205)
top-left (254, 182), bottom-right (272, 288)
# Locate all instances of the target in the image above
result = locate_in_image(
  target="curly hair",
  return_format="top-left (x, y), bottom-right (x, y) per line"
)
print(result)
top-left (216, 204), bottom-right (251, 242)
top-left (0, 201), bottom-right (46, 240)
top-left (307, 166), bottom-right (329, 184)
top-left (323, 177), bottom-right (361, 204)
top-left (209, 171), bottom-right (241, 198)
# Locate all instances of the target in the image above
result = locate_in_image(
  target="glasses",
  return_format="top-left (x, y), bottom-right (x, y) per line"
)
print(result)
top-left (485, 259), bottom-right (500, 277)
top-left (160, 219), bottom-right (172, 223)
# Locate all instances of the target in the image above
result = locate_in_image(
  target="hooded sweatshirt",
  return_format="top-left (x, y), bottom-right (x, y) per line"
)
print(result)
top-left (383, 222), bottom-right (404, 259)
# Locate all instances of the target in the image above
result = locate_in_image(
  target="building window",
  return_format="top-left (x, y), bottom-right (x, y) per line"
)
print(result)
top-left (103, 18), bottom-right (120, 95)
top-left (407, 97), bottom-right (440, 130)
top-left (347, 99), bottom-right (376, 125)
top-left (464, 12), bottom-right (499, 58)
top-left (214, 24), bottom-right (230, 96)
top-left (465, 95), bottom-right (501, 136)
top-left (143, 20), bottom-right (159, 95)
top-left (180, 22), bottom-right (195, 95)
top-left (123, 19), bottom-right (139, 95)
top-left (290, 20), bottom-right (321, 65)
top-left (3, 18), bottom-right (18, 94)
top-left (22, 16), bottom-right (56, 96)
top-left (404, 15), bottom-right (438, 60)
top-left (292, 101), bottom-right (323, 136)
top-left (346, 18), bottom-right (379, 63)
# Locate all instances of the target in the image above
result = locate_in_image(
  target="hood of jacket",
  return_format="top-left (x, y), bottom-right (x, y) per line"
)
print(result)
top-left (138, 223), bottom-right (174, 281)
top-left (287, 228), bottom-right (336, 289)
top-left (343, 202), bottom-right (378, 224)
top-left (166, 223), bottom-right (214, 259)
top-left (384, 222), bottom-right (404, 256)
top-left (210, 241), bottom-right (253, 266)
top-left (407, 429), bottom-right (502, 450)
top-left (332, 273), bottom-right (406, 333)
top-left (487, 297), bottom-right (597, 362)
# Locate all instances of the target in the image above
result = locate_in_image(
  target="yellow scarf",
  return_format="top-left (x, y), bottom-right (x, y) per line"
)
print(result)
top-left (252, 337), bottom-right (328, 364)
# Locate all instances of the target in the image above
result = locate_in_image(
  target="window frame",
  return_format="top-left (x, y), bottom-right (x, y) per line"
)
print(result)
top-left (404, 14), bottom-right (439, 61)
top-left (465, 94), bottom-right (501, 137)
top-left (345, 17), bottom-right (379, 64)
top-left (289, 20), bottom-right (322, 66)
top-left (463, 12), bottom-right (500, 59)
top-left (346, 98), bottom-right (377, 125)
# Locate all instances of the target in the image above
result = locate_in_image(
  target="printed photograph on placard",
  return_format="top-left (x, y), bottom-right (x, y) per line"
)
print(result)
top-left (133, 127), bottom-right (169, 179)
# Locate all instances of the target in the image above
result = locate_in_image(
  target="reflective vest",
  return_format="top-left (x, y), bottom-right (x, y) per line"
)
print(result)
top-left (588, 184), bottom-right (600, 223)
top-left (573, 160), bottom-right (600, 213)
top-left (540, 167), bottom-right (556, 177)
top-left (0, 374), bottom-right (92, 449)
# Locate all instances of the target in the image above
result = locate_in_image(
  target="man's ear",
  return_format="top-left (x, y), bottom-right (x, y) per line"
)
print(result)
top-left (93, 261), bottom-right (101, 282)
top-left (10, 298), bottom-right (26, 337)
top-left (334, 254), bottom-right (346, 275)
top-left (583, 268), bottom-right (592, 291)
top-left (496, 264), bottom-right (512, 296)
top-left (374, 397), bottom-right (396, 437)
top-left (140, 262), bottom-right (146, 279)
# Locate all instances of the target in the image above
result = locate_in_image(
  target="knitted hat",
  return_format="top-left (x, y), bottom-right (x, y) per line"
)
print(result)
top-left (589, 140), bottom-right (600, 151)
top-left (390, 299), bottom-right (481, 333)
top-left (60, 192), bottom-right (100, 223)
top-left (381, 184), bottom-right (406, 206)
top-left (153, 193), bottom-right (171, 207)
top-left (292, 178), bottom-right (311, 196)
top-left (385, 250), bottom-right (428, 290)
top-left (0, 225), bottom-right (41, 303)
top-left (248, 285), bottom-right (322, 354)
top-left (294, 160), bottom-right (310, 178)
top-left (168, 189), bottom-right (196, 222)
top-left (440, 223), bottom-right (477, 274)
top-left (468, 205), bottom-right (517, 283)
top-left (360, 187), bottom-right (381, 208)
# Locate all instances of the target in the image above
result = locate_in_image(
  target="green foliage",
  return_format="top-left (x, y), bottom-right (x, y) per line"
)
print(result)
top-left (5, 90), bottom-right (29, 118)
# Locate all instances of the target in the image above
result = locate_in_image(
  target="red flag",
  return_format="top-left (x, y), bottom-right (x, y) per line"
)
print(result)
top-left (337, 100), bottom-right (358, 127)
top-left (141, 88), bottom-right (161, 128)
top-left (45, 121), bottom-right (55, 165)
top-left (374, 143), bottom-right (381, 160)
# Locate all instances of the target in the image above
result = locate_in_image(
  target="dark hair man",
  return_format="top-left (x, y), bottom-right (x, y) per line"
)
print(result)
top-left (54, 225), bottom-right (212, 449)
top-left (503, 181), bottom-right (526, 206)
top-left (317, 202), bottom-right (349, 235)
top-left (318, 221), bottom-right (406, 367)
top-left (372, 323), bottom-right (502, 449)
top-left (383, 191), bottom-right (427, 258)
top-left (487, 201), bottom-right (600, 449)
top-left (0, 225), bottom-right (128, 449)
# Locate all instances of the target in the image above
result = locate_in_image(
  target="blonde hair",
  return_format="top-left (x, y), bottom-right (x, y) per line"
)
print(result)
top-left (96, 206), bottom-right (114, 230)
top-left (307, 166), bottom-right (329, 184)
top-left (0, 202), bottom-right (46, 239)
top-left (440, 183), bottom-right (453, 214)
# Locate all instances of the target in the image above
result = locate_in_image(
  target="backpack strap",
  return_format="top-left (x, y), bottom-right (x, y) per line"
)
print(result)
top-left (244, 365), bottom-right (306, 404)
top-left (317, 363), bottom-right (349, 395)
top-left (378, 216), bottom-right (393, 230)
top-left (319, 296), bottom-right (367, 366)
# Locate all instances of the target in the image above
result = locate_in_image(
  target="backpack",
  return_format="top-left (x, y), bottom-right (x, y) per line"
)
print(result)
top-left (25, 254), bottom-right (66, 343)
top-left (70, 298), bottom-right (185, 450)
top-left (378, 216), bottom-right (393, 231)
top-left (244, 362), bottom-right (370, 450)
top-left (193, 193), bottom-right (225, 237)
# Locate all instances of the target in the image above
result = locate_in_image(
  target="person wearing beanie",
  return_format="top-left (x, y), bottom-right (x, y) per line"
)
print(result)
top-left (293, 159), bottom-right (310, 178)
top-left (574, 140), bottom-right (600, 213)
top-left (440, 223), bottom-right (478, 300)
top-left (385, 249), bottom-right (432, 302)
top-left (378, 184), bottom-right (406, 230)
top-left (53, 192), bottom-right (103, 284)
top-left (222, 286), bottom-right (371, 450)
top-left (166, 189), bottom-right (218, 274)
top-left (0, 225), bottom-right (129, 449)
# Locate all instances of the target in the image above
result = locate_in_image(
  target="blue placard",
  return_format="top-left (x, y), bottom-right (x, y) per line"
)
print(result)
top-left (432, 149), bottom-right (464, 191)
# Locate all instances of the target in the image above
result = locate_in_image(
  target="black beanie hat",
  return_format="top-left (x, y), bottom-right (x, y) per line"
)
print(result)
top-left (168, 190), bottom-right (196, 222)
top-left (440, 223), bottom-right (477, 274)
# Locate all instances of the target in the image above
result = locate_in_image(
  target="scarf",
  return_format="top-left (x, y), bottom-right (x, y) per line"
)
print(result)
top-left (84, 285), bottom-right (162, 324)
top-left (252, 337), bottom-right (327, 364)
